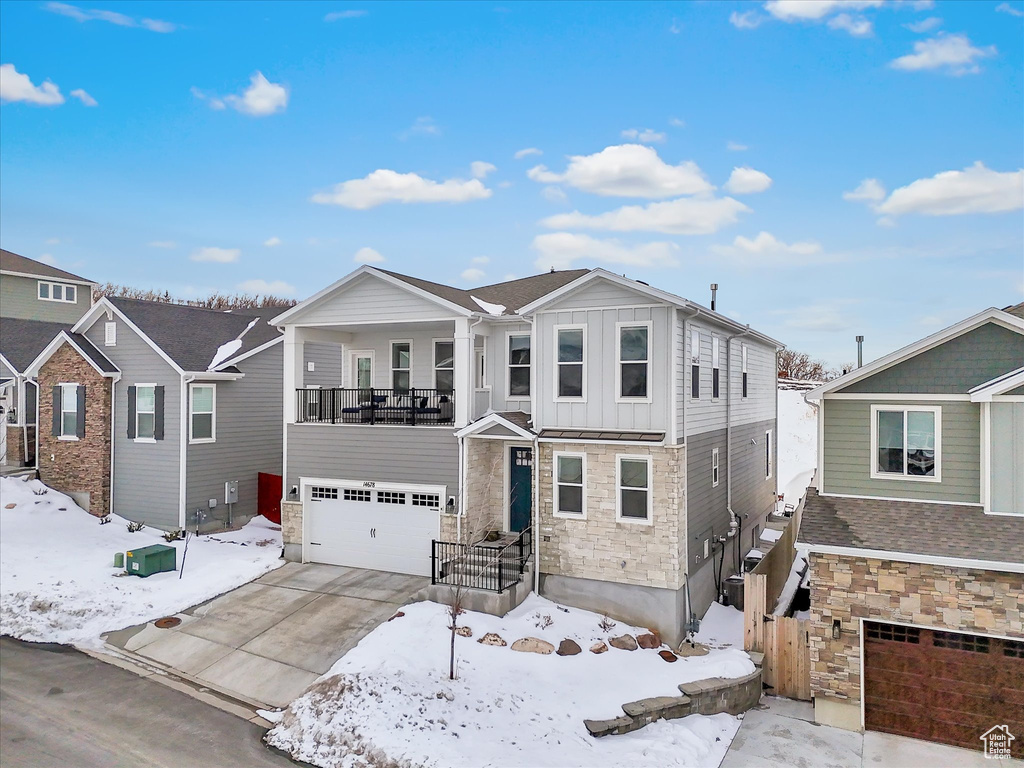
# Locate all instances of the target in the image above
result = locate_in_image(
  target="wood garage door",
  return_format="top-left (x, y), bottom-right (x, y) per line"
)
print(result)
top-left (864, 622), bottom-right (1024, 755)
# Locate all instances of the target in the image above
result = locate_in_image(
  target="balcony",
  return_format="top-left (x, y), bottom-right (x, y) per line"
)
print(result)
top-left (295, 387), bottom-right (455, 426)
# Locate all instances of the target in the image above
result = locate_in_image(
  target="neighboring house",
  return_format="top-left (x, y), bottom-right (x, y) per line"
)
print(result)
top-left (799, 303), bottom-right (1024, 755)
top-left (24, 297), bottom-right (284, 530)
top-left (273, 266), bottom-right (781, 644)
top-left (0, 249), bottom-right (97, 468)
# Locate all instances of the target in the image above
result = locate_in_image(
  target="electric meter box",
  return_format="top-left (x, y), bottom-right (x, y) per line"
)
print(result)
top-left (225, 480), bottom-right (239, 504)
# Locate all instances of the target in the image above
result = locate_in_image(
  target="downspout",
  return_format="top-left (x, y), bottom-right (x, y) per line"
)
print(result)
top-left (457, 434), bottom-right (465, 542)
top-left (180, 373), bottom-right (195, 529)
top-left (522, 314), bottom-right (540, 595)
top-left (109, 374), bottom-right (121, 516)
top-left (27, 379), bottom-right (38, 469)
top-left (724, 326), bottom-right (751, 589)
top-left (678, 306), bottom-right (699, 635)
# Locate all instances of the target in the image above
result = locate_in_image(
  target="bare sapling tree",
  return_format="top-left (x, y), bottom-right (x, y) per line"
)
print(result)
top-left (95, 282), bottom-right (297, 310)
top-left (777, 349), bottom-right (838, 382)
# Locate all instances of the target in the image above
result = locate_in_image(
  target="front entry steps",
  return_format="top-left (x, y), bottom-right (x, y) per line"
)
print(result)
top-left (420, 556), bottom-right (534, 617)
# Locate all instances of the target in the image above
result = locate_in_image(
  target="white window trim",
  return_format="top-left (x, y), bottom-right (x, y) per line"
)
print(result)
top-left (506, 331), bottom-right (530, 400)
top-left (765, 429), bottom-right (773, 480)
top-left (389, 339), bottom-right (413, 391)
top-left (104, 321), bottom-right (116, 347)
top-left (474, 346), bottom-right (489, 392)
top-left (690, 327), bottom-right (701, 400)
top-left (615, 320), bottom-right (653, 404)
top-left (741, 344), bottom-right (748, 399)
top-left (135, 383), bottom-right (157, 443)
top-left (711, 335), bottom-right (721, 400)
top-left (188, 382), bottom-right (216, 444)
top-left (347, 349), bottom-right (375, 389)
top-left (58, 382), bottom-right (79, 441)
top-left (712, 447), bottom-right (720, 488)
top-left (869, 404), bottom-right (942, 483)
top-left (552, 450), bottom-right (587, 520)
top-left (553, 324), bottom-right (587, 402)
top-left (615, 454), bottom-right (653, 525)
top-left (38, 280), bottom-right (78, 304)
top-left (432, 338), bottom-right (455, 392)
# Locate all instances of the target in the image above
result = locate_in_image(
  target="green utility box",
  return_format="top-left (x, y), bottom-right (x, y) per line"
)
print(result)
top-left (125, 544), bottom-right (176, 577)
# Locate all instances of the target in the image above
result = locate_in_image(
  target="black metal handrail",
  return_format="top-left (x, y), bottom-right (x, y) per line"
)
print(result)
top-left (295, 388), bottom-right (455, 426)
top-left (431, 526), bottom-right (532, 593)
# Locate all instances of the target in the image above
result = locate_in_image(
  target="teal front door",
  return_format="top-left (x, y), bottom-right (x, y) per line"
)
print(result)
top-left (508, 447), bottom-right (533, 532)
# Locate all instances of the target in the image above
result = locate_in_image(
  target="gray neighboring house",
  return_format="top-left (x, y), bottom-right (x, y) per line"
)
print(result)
top-left (0, 249), bottom-right (98, 468)
top-left (273, 265), bottom-right (782, 644)
top-left (24, 296), bottom-right (285, 530)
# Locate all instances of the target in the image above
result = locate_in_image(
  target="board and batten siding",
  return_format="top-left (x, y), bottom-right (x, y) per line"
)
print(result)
top-left (487, 320), bottom-right (532, 414)
top-left (821, 398), bottom-right (980, 504)
top-left (990, 401), bottom-right (1024, 515)
top-left (0, 273), bottom-right (92, 324)
top-left (540, 279), bottom-right (657, 310)
top-left (82, 314), bottom-right (182, 529)
top-left (295, 273), bottom-right (461, 325)
top-left (185, 344), bottom-right (283, 528)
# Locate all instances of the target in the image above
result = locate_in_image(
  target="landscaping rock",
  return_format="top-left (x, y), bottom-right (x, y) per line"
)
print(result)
top-left (387, 611), bottom-right (405, 622)
top-left (556, 639), bottom-right (581, 656)
top-left (609, 634), bottom-right (638, 651)
top-left (455, 626), bottom-right (472, 638)
top-left (478, 632), bottom-right (507, 647)
top-left (637, 632), bottom-right (660, 649)
top-left (590, 641), bottom-right (608, 654)
top-left (659, 650), bottom-right (678, 663)
top-left (511, 637), bottom-right (555, 655)
top-left (4, 503), bottom-right (16, 509)
top-left (676, 641), bottom-right (710, 657)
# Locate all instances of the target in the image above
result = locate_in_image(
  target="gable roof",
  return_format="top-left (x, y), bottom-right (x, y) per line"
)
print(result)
top-left (1003, 301), bottom-right (1024, 320)
top-left (0, 318), bottom-right (70, 373)
top-left (806, 307), bottom-right (1024, 401)
top-left (25, 330), bottom-right (119, 378)
top-left (0, 249), bottom-right (96, 285)
top-left (969, 366), bottom-right (1024, 402)
top-left (455, 410), bottom-right (535, 439)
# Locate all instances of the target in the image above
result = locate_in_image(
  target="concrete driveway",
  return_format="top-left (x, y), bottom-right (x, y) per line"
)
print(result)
top-left (104, 563), bottom-right (428, 709)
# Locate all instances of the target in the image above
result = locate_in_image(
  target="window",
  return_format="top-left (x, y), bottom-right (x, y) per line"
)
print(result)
top-left (741, 344), bottom-right (748, 398)
top-left (555, 327), bottom-right (585, 399)
top-left (189, 384), bottom-right (215, 443)
top-left (617, 456), bottom-right (651, 522)
top-left (712, 448), bottom-right (720, 487)
top-left (866, 624), bottom-right (920, 644)
top-left (412, 492), bottom-right (440, 507)
top-left (378, 491), bottom-right (406, 504)
top-left (871, 405), bottom-right (940, 481)
top-left (59, 383), bottom-right (78, 438)
top-left (933, 631), bottom-right (989, 653)
top-left (690, 329), bottom-right (701, 399)
top-left (391, 341), bottom-right (411, 392)
top-left (434, 340), bottom-right (454, 393)
top-left (104, 322), bottom-right (116, 347)
top-left (712, 336), bottom-right (720, 399)
top-left (751, 526), bottom-right (759, 550)
top-left (136, 385), bottom-right (156, 440)
top-left (343, 489), bottom-right (371, 502)
top-left (554, 452), bottom-right (586, 518)
top-left (38, 281), bottom-right (77, 303)
top-left (311, 486), bottom-right (339, 500)
top-left (508, 334), bottom-right (530, 397)
top-left (475, 349), bottom-right (486, 390)
top-left (765, 429), bottom-right (773, 479)
top-left (618, 324), bottom-right (650, 400)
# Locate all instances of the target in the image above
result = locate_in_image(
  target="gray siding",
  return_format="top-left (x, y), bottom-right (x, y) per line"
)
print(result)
top-left (674, 311), bottom-right (686, 442)
top-left (839, 323), bottom-right (1024, 394)
top-left (0, 273), bottom-right (92, 323)
top-left (286, 424), bottom-right (459, 498)
top-left (83, 314), bottom-right (181, 529)
top-left (298, 273), bottom-right (459, 324)
top-left (185, 344), bottom-right (283, 529)
top-left (487, 321), bottom-right (532, 414)
top-left (304, 342), bottom-right (344, 387)
top-left (821, 398), bottom-right (980, 504)
top-left (990, 402), bottom-right (1024, 515)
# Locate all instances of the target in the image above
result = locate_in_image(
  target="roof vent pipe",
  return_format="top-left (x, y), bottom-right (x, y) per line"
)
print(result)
top-left (856, 335), bottom-right (864, 368)
top-left (710, 283), bottom-right (718, 312)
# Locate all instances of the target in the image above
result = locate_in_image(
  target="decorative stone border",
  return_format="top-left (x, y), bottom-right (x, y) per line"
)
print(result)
top-left (584, 652), bottom-right (764, 737)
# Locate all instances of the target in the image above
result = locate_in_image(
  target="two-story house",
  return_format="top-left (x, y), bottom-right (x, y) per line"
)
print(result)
top-left (0, 248), bottom-right (97, 468)
top-left (799, 304), bottom-right (1024, 756)
top-left (274, 266), bottom-right (781, 644)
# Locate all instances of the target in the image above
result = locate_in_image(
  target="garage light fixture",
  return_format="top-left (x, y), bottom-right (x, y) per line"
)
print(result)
top-left (832, 619), bottom-right (841, 640)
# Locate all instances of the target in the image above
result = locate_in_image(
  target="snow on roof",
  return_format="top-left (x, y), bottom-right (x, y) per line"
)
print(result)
top-left (471, 295), bottom-right (507, 315)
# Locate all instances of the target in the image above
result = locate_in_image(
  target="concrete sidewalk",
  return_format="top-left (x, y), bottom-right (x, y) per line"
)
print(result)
top-left (104, 563), bottom-right (428, 708)
top-left (720, 697), bottom-right (1024, 768)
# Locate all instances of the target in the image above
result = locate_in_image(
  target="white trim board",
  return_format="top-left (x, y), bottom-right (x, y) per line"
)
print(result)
top-left (25, 331), bottom-right (120, 379)
top-left (970, 365), bottom-right (1024, 402)
top-left (0, 268), bottom-right (97, 287)
top-left (800, 543), bottom-right (1023, 573)
top-left (213, 335), bottom-right (283, 371)
top-left (74, 297), bottom-right (186, 375)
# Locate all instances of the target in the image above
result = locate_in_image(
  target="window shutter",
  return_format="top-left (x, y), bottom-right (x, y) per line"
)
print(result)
top-left (154, 385), bottom-right (165, 441)
top-left (51, 386), bottom-right (61, 437)
top-left (76, 385), bottom-right (86, 438)
top-left (127, 386), bottom-right (137, 439)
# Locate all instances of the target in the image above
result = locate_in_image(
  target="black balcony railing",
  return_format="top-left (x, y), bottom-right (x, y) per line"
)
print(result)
top-left (295, 388), bottom-right (455, 426)
top-left (431, 527), bottom-right (532, 593)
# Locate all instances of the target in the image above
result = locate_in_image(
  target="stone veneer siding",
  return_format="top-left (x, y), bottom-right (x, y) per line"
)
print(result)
top-left (282, 499), bottom-right (302, 560)
top-left (440, 437), bottom-right (509, 543)
top-left (37, 342), bottom-right (112, 516)
top-left (5, 425), bottom-right (26, 465)
top-left (537, 442), bottom-right (686, 591)
top-left (809, 553), bottom-right (1024, 702)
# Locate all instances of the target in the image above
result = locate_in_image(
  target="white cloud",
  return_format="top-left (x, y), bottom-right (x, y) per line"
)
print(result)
top-left (514, 147), bottom-right (542, 159)
top-left (726, 141), bottom-right (749, 151)
top-left (774, 302), bottom-right (854, 332)
top-left (190, 247), bottom-right (240, 263)
top-left (996, 3), bottom-right (1024, 17)
top-left (621, 128), bottom-right (667, 144)
top-left (497, 180), bottom-right (513, 189)
top-left (723, 166), bottom-right (773, 194)
top-left (399, 116), bottom-right (440, 139)
top-left (710, 231), bottom-right (833, 266)
top-left (471, 161), bottom-right (497, 179)
top-left (527, 144), bottom-right (712, 198)
top-left (353, 247), bottom-right (385, 263)
top-left (38, 253), bottom-right (58, 266)
top-left (890, 33), bottom-right (996, 75)
top-left (264, 237), bottom-right (282, 247)
top-left (471, 256), bottom-right (490, 264)
top-left (541, 196), bottom-right (750, 236)
top-left (730, 10), bottom-right (764, 29)
top-left (827, 13), bottom-right (873, 36)
top-left (904, 16), bottom-right (942, 32)
top-left (876, 216), bottom-right (897, 228)
top-left (223, 72), bottom-right (288, 116)
top-left (843, 178), bottom-right (887, 202)
top-left (542, 186), bottom-right (568, 203)
top-left (324, 10), bottom-right (368, 21)
top-left (70, 88), bottom-right (97, 106)
top-left (669, 117), bottom-right (686, 128)
top-left (148, 240), bottom-right (176, 249)
top-left (237, 279), bottom-right (296, 296)
top-left (190, 86), bottom-right (225, 110)
top-left (461, 268), bottom-right (486, 282)
top-left (670, 18), bottom-right (682, 34)
top-left (0, 64), bottom-right (64, 105)
top-left (764, 0), bottom-right (883, 22)
top-left (44, 2), bottom-right (177, 32)
top-left (875, 162), bottom-right (1024, 217)
top-left (531, 233), bottom-right (680, 270)
top-left (312, 169), bottom-right (492, 209)
top-left (45, 238), bottom-right (61, 245)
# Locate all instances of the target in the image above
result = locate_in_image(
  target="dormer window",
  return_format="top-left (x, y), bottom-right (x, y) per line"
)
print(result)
top-left (38, 281), bottom-right (77, 303)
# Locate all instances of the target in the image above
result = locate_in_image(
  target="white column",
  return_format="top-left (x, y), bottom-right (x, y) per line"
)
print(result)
top-left (454, 317), bottom-right (474, 427)
top-left (283, 325), bottom-right (305, 425)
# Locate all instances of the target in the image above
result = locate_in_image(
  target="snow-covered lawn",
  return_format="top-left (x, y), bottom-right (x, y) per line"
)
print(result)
top-left (777, 387), bottom-right (818, 506)
top-left (267, 595), bottom-right (754, 768)
top-left (0, 476), bottom-right (283, 648)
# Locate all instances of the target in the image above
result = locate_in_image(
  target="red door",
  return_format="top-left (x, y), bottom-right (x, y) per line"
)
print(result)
top-left (257, 472), bottom-right (283, 524)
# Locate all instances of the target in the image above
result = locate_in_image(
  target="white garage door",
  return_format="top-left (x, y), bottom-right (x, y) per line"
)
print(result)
top-left (304, 481), bottom-right (442, 577)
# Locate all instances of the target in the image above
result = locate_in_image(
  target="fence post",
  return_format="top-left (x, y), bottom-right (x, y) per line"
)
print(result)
top-left (411, 389), bottom-right (417, 426)
top-left (497, 551), bottom-right (504, 593)
top-left (431, 541), bottom-right (437, 585)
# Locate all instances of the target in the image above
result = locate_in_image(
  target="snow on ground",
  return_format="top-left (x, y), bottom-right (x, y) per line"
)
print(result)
top-left (267, 594), bottom-right (753, 768)
top-left (759, 527), bottom-right (783, 544)
top-left (692, 601), bottom-right (745, 651)
top-left (0, 476), bottom-right (283, 648)
top-left (777, 387), bottom-right (818, 507)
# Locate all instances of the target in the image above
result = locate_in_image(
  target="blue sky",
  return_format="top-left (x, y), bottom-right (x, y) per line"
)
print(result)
top-left (1, 0), bottom-right (1022, 366)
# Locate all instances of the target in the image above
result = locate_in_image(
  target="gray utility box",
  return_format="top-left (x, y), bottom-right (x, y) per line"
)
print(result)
top-left (225, 480), bottom-right (238, 504)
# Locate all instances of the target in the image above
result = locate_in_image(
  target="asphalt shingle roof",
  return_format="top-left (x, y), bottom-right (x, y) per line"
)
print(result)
top-left (66, 332), bottom-right (119, 374)
top-left (1003, 302), bottom-right (1024, 320)
top-left (1, 249), bottom-right (94, 284)
top-left (109, 298), bottom-right (282, 372)
top-left (797, 487), bottom-right (1024, 567)
top-left (0, 318), bottom-right (69, 373)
